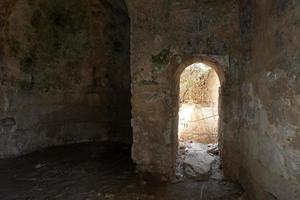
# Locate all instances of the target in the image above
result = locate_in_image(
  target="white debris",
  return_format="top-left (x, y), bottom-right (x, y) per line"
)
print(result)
top-left (183, 151), bottom-right (215, 180)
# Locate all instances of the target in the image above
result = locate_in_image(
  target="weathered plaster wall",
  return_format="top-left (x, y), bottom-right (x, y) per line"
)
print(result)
top-left (0, 0), bottom-right (131, 158)
top-left (238, 1), bottom-right (300, 199)
top-left (126, 0), bottom-right (243, 180)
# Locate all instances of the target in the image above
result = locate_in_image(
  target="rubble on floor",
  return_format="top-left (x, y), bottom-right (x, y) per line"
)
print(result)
top-left (177, 141), bottom-right (223, 181)
top-left (183, 151), bottom-right (215, 180)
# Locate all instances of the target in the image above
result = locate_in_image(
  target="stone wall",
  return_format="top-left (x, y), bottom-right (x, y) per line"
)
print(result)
top-left (126, 0), bottom-right (243, 180)
top-left (1, 0), bottom-right (299, 198)
top-left (237, 1), bottom-right (300, 199)
top-left (127, 0), bottom-right (300, 199)
top-left (0, 0), bottom-right (131, 158)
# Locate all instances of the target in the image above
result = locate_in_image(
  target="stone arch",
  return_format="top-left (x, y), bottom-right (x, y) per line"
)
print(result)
top-left (173, 55), bottom-right (226, 88)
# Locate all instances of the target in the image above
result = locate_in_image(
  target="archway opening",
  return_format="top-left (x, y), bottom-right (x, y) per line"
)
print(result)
top-left (178, 63), bottom-right (220, 144)
top-left (176, 62), bottom-right (222, 181)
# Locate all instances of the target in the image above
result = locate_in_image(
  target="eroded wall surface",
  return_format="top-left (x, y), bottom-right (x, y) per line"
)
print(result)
top-left (126, 0), bottom-right (243, 179)
top-left (0, 0), bottom-right (131, 158)
top-left (238, 1), bottom-right (300, 199)
top-left (127, 0), bottom-right (300, 199)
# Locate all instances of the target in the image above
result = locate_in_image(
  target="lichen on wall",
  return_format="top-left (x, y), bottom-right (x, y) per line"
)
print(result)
top-left (151, 48), bottom-right (172, 72)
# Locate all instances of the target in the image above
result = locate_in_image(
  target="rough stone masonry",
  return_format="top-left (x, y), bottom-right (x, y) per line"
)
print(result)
top-left (0, 0), bottom-right (299, 200)
top-left (127, 0), bottom-right (300, 199)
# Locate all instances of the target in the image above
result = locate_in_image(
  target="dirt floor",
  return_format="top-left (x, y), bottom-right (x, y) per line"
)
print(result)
top-left (0, 142), bottom-right (243, 200)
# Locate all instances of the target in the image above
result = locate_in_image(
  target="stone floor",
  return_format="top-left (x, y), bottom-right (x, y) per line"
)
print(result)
top-left (0, 142), bottom-right (244, 200)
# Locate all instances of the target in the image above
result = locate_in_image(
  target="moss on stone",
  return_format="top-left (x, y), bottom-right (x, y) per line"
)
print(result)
top-left (151, 48), bottom-right (172, 72)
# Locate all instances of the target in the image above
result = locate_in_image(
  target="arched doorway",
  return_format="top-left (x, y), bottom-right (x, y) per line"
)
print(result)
top-left (178, 63), bottom-right (220, 144)
top-left (130, 54), bottom-right (228, 180)
top-left (172, 56), bottom-right (226, 180)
